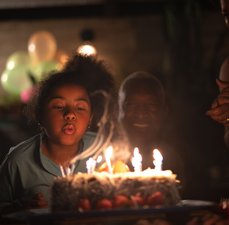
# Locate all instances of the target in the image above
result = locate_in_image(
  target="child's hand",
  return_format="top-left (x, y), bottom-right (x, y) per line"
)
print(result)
top-left (26, 192), bottom-right (48, 209)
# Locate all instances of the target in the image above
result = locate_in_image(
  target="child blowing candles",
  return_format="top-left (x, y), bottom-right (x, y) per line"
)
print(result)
top-left (0, 55), bottom-right (115, 213)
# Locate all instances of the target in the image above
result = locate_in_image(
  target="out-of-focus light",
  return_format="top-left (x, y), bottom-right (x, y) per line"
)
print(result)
top-left (28, 43), bottom-right (36, 53)
top-left (96, 155), bottom-right (102, 163)
top-left (77, 43), bottom-right (97, 56)
top-left (7, 61), bottom-right (15, 70)
top-left (1, 72), bottom-right (8, 83)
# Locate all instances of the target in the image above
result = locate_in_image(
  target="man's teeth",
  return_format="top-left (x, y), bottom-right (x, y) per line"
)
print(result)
top-left (133, 124), bottom-right (149, 128)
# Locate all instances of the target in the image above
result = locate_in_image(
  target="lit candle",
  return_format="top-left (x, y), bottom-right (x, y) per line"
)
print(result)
top-left (131, 147), bottom-right (142, 172)
top-left (86, 157), bottom-right (96, 174)
top-left (96, 155), bottom-right (102, 163)
top-left (104, 146), bottom-right (113, 174)
top-left (153, 149), bottom-right (163, 171)
top-left (59, 164), bottom-right (75, 177)
top-left (59, 165), bottom-right (66, 177)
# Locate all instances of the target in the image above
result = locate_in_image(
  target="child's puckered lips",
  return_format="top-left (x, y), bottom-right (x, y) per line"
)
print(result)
top-left (62, 123), bottom-right (76, 135)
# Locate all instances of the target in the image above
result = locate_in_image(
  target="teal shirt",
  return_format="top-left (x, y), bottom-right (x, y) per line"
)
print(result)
top-left (0, 131), bottom-right (95, 210)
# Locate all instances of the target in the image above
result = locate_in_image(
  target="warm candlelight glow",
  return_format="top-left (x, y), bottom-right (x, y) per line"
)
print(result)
top-left (113, 160), bottom-right (130, 173)
top-left (104, 146), bottom-right (113, 174)
top-left (153, 149), bottom-right (163, 171)
top-left (131, 147), bottom-right (142, 172)
top-left (59, 164), bottom-right (75, 177)
top-left (86, 157), bottom-right (96, 174)
top-left (96, 155), bottom-right (102, 163)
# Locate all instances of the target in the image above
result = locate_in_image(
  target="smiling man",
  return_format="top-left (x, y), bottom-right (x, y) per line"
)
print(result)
top-left (118, 71), bottom-right (167, 156)
top-left (118, 71), bottom-right (175, 169)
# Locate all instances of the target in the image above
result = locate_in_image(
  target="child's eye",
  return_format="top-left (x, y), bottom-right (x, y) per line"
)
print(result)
top-left (75, 103), bottom-right (89, 112)
top-left (76, 106), bottom-right (87, 111)
top-left (53, 105), bottom-right (64, 110)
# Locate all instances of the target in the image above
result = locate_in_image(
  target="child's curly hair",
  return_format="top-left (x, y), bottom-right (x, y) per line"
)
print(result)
top-left (25, 54), bottom-right (116, 130)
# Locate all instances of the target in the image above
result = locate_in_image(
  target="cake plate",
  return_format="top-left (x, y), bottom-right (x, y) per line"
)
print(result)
top-left (1, 200), bottom-right (220, 225)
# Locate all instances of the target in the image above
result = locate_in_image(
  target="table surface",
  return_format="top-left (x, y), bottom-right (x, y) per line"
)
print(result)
top-left (0, 200), bottom-right (222, 225)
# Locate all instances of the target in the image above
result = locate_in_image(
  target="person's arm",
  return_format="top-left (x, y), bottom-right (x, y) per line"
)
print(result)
top-left (206, 87), bottom-right (229, 125)
top-left (206, 85), bottom-right (229, 148)
top-left (0, 158), bottom-right (23, 214)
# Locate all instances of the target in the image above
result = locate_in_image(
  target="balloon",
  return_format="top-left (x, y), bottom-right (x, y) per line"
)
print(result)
top-left (28, 31), bottom-right (57, 64)
top-left (0, 94), bottom-right (19, 107)
top-left (1, 66), bottom-right (33, 96)
top-left (6, 51), bottom-right (31, 71)
top-left (20, 87), bottom-right (34, 103)
top-left (33, 60), bottom-right (61, 81)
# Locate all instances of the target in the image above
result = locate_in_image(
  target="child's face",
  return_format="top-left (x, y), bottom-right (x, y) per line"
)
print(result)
top-left (41, 84), bottom-right (92, 147)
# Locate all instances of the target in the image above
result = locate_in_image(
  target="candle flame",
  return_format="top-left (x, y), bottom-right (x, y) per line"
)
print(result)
top-left (96, 155), bottom-right (102, 163)
top-left (153, 149), bottom-right (163, 171)
top-left (131, 147), bottom-right (142, 172)
top-left (86, 157), bottom-right (96, 174)
top-left (104, 146), bottom-right (113, 173)
top-left (105, 146), bottom-right (113, 160)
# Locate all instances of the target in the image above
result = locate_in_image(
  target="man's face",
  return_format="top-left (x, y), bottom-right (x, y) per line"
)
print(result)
top-left (221, 0), bottom-right (229, 28)
top-left (120, 86), bottom-right (165, 142)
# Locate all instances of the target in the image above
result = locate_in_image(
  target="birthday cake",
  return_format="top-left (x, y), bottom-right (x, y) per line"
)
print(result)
top-left (51, 168), bottom-right (181, 212)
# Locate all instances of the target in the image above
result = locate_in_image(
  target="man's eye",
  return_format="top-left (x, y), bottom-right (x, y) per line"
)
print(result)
top-left (149, 103), bottom-right (160, 108)
top-left (125, 103), bottom-right (159, 111)
top-left (125, 104), bottom-right (137, 110)
top-left (147, 104), bottom-right (156, 108)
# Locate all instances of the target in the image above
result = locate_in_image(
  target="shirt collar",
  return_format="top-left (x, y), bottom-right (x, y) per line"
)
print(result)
top-left (39, 133), bottom-right (85, 177)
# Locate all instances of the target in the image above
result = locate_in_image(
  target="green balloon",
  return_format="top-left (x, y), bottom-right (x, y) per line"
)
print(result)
top-left (1, 66), bottom-right (33, 96)
top-left (6, 51), bottom-right (32, 71)
top-left (0, 94), bottom-right (19, 106)
top-left (33, 60), bottom-right (60, 81)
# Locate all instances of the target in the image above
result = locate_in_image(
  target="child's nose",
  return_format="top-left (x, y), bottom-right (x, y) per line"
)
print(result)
top-left (64, 109), bottom-right (76, 120)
